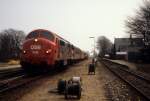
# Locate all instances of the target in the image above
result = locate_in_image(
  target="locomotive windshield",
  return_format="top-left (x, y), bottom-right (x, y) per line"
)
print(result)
top-left (26, 31), bottom-right (39, 39)
top-left (40, 31), bottom-right (54, 41)
top-left (26, 30), bottom-right (54, 41)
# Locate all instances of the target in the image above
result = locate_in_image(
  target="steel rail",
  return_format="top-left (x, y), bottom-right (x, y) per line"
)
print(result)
top-left (0, 68), bottom-right (24, 80)
top-left (102, 60), bottom-right (150, 101)
top-left (0, 74), bottom-right (41, 93)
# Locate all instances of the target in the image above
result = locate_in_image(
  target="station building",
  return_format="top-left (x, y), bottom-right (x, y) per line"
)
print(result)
top-left (114, 38), bottom-right (144, 61)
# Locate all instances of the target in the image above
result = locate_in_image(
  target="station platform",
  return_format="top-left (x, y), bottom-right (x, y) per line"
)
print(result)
top-left (0, 65), bottom-right (21, 71)
top-left (108, 59), bottom-right (137, 70)
top-left (103, 58), bottom-right (138, 70)
top-left (104, 59), bottom-right (150, 73)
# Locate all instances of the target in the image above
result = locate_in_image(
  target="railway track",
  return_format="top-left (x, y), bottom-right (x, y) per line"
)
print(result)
top-left (0, 68), bottom-right (24, 80)
top-left (102, 60), bottom-right (150, 101)
top-left (0, 66), bottom-right (64, 94)
top-left (0, 67), bottom-right (44, 93)
top-left (0, 61), bottom-right (86, 95)
top-left (0, 73), bottom-right (43, 93)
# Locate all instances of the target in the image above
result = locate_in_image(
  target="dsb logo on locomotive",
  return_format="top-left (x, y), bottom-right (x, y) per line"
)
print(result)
top-left (30, 45), bottom-right (41, 50)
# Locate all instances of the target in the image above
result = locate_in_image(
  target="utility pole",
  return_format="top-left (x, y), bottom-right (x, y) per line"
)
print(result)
top-left (89, 37), bottom-right (95, 58)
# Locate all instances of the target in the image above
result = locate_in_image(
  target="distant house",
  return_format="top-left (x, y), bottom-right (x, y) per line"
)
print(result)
top-left (115, 38), bottom-right (130, 52)
top-left (114, 38), bottom-right (144, 61)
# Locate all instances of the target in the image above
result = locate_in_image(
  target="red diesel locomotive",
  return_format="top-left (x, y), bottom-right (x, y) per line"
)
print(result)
top-left (20, 29), bottom-right (87, 71)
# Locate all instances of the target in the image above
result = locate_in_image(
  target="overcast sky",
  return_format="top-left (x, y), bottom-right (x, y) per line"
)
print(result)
top-left (0, 0), bottom-right (143, 52)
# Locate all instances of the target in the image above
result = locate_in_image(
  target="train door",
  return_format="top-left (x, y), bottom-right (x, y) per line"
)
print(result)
top-left (55, 38), bottom-right (59, 60)
top-left (59, 40), bottom-right (67, 65)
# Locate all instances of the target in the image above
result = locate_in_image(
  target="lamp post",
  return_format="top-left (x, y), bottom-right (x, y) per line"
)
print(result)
top-left (89, 37), bottom-right (95, 58)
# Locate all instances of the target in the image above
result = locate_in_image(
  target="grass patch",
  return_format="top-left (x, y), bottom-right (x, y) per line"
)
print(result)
top-left (7, 60), bottom-right (20, 65)
top-left (0, 59), bottom-right (20, 67)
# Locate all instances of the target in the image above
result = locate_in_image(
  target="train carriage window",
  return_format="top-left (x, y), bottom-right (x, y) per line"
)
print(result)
top-left (56, 38), bottom-right (58, 43)
top-left (26, 32), bottom-right (39, 39)
top-left (60, 40), bottom-right (65, 46)
top-left (40, 31), bottom-right (54, 41)
top-left (71, 45), bottom-right (74, 49)
top-left (67, 44), bottom-right (70, 47)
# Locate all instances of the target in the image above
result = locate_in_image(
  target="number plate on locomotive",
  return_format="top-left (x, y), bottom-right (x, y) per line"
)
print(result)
top-left (32, 51), bottom-right (39, 54)
top-left (30, 45), bottom-right (41, 50)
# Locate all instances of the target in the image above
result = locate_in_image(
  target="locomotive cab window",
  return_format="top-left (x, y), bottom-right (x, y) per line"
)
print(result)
top-left (40, 31), bottom-right (54, 41)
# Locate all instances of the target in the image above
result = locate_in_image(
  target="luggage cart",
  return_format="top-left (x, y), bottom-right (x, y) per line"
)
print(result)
top-left (65, 77), bottom-right (82, 99)
top-left (88, 63), bottom-right (95, 75)
top-left (57, 79), bottom-right (67, 94)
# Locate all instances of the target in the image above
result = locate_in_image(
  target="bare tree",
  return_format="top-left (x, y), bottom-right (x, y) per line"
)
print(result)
top-left (0, 29), bottom-right (25, 61)
top-left (125, 0), bottom-right (150, 46)
top-left (97, 36), bottom-right (112, 57)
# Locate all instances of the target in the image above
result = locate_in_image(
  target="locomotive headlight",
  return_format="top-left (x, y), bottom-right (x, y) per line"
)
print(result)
top-left (23, 50), bottom-right (26, 54)
top-left (46, 50), bottom-right (49, 53)
top-left (34, 38), bottom-right (38, 42)
top-left (46, 49), bottom-right (52, 54)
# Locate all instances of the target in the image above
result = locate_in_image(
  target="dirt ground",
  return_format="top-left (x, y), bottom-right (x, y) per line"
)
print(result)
top-left (15, 60), bottom-right (108, 101)
top-left (1, 59), bottom-right (144, 101)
